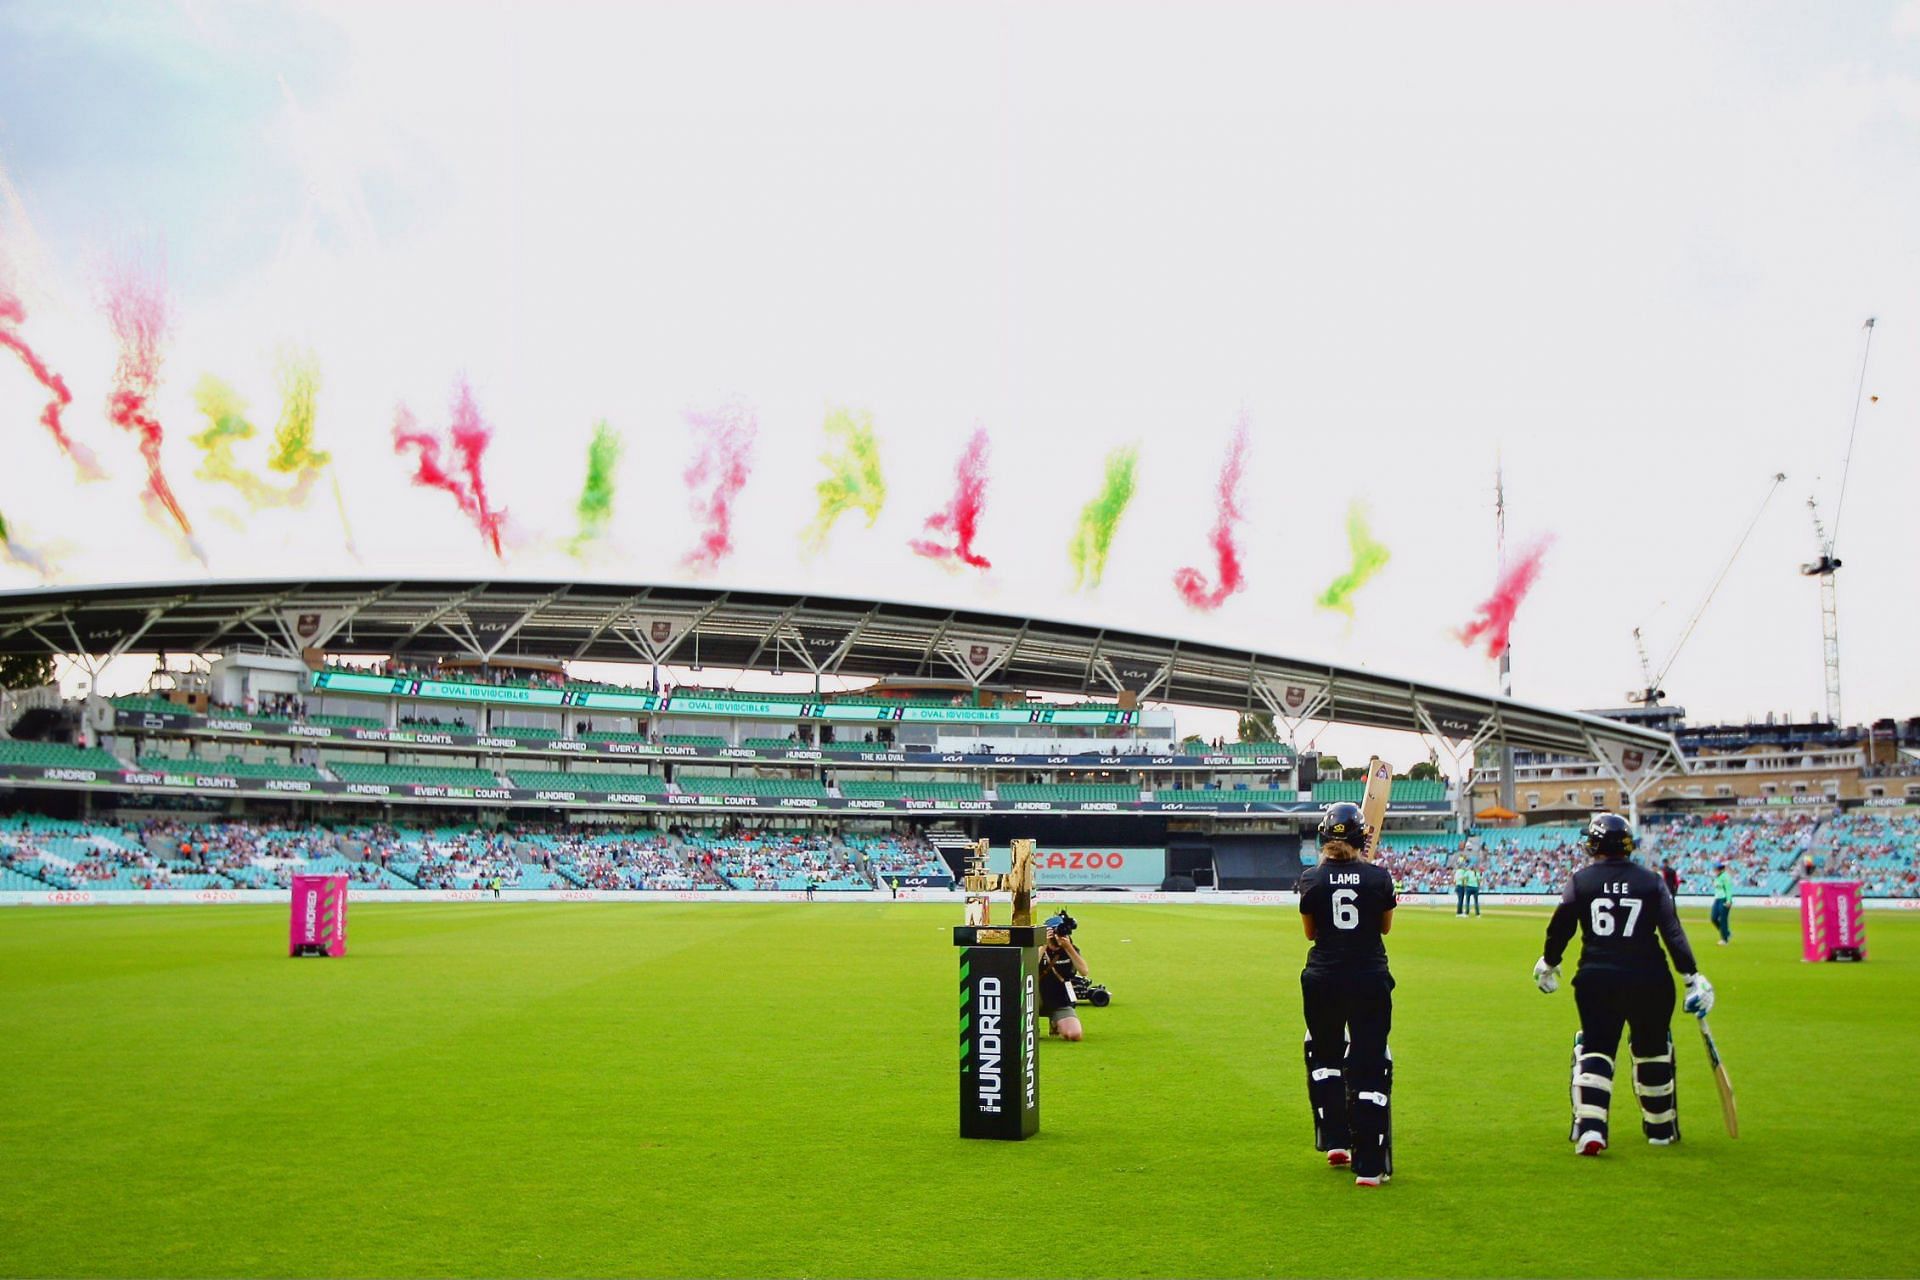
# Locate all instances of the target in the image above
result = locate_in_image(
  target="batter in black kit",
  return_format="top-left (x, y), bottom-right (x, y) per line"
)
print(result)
top-left (1533, 813), bottom-right (1716, 1156)
top-left (1296, 802), bottom-right (1398, 1187)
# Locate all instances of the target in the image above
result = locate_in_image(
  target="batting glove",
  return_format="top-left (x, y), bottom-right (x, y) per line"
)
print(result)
top-left (1684, 972), bottom-right (1715, 1016)
top-left (1532, 957), bottom-right (1560, 994)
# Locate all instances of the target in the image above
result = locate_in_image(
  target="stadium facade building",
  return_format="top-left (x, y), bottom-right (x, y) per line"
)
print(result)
top-left (0, 577), bottom-right (1694, 891)
top-left (1470, 703), bottom-right (1920, 820)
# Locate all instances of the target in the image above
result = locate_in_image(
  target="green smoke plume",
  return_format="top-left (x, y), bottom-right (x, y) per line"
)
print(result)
top-left (570, 420), bottom-right (623, 553)
top-left (803, 405), bottom-right (886, 551)
top-left (267, 351), bottom-right (328, 475)
top-left (1068, 445), bottom-right (1139, 589)
top-left (1316, 501), bottom-right (1391, 617)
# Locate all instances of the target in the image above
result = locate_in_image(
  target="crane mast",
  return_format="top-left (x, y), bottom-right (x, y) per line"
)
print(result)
top-left (1801, 316), bottom-right (1875, 728)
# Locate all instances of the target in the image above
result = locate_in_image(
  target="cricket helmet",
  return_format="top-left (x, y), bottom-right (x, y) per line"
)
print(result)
top-left (1318, 802), bottom-right (1366, 847)
top-left (1584, 812), bottom-right (1636, 857)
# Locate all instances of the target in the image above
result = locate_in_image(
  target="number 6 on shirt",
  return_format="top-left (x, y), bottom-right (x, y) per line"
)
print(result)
top-left (1333, 888), bottom-right (1359, 930)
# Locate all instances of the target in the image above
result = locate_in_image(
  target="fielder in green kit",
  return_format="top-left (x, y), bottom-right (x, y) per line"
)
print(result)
top-left (1709, 862), bottom-right (1733, 945)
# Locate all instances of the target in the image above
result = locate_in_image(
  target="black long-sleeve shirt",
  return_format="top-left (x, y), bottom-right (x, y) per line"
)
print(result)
top-left (1544, 857), bottom-right (1697, 976)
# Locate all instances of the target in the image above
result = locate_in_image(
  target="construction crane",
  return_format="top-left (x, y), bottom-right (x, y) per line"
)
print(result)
top-left (1629, 472), bottom-right (1787, 706)
top-left (1629, 627), bottom-right (1663, 706)
top-left (1801, 496), bottom-right (1843, 723)
top-left (1800, 317), bottom-right (1876, 727)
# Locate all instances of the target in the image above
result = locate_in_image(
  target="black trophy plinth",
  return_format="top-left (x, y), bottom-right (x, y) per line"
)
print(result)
top-left (954, 924), bottom-right (1040, 1140)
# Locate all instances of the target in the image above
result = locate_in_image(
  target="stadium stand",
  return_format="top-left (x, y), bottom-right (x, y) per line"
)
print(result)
top-left (996, 783), bottom-right (1140, 803)
top-left (0, 740), bottom-right (124, 770)
top-left (838, 780), bottom-right (986, 802)
top-left (1312, 778), bottom-right (1447, 804)
top-left (304, 713), bottom-right (384, 730)
top-left (846, 832), bottom-right (951, 881)
top-left (663, 734), bottom-right (728, 749)
top-left (0, 809), bottom-right (1911, 897)
top-left (397, 716), bottom-right (474, 732)
top-left (489, 725), bottom-right (559, 741)
top-left (504, 770), bottom-right (668, 794)
top-left (1823, 810), bottom-right (1920, 895)
top-left (1155, 787), bottom-right (1299, 803)
top-left (111, 695), bottom-right (190, 716)
top-left (674, 774), bottom-right (830, 799)
top-left (329, 763), bottom-right (503, 788)
top-left (137, 754), bottom-right (324, 782)
top-left (687, 830), bottom-right (869, 891)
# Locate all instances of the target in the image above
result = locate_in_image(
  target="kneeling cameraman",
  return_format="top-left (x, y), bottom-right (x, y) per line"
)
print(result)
top-left (1040, 912), bottom-right (1090, 1041)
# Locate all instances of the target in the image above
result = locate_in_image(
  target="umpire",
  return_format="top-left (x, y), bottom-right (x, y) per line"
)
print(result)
top-left (1532, 813), bottom-right (1715, 1155)
top-left (1297, 802), bottom-right (1398, 1187)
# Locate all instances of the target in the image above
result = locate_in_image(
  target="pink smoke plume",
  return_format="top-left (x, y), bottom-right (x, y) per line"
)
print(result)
top-left (392, 379), bottom-right (506, 558)
top-left (104, 265), bottom-right (199, 556)
top-left (0, 292), bottom-right (100, 479)
top-left (1172, 417), bottom-right (1251, 610)
top-left (682, 402), bottom-right (756, 572)
top-left (1456, 535), bottom-right (1553, 659)
top-left (910, 426), bottom-right (992, 569)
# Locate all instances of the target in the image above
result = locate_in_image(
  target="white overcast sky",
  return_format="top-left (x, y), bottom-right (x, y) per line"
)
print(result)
top-left (0, 1), bottom-right (1915, 763)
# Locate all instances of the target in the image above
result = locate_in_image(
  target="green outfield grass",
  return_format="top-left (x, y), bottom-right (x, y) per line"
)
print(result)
top-left (0, 901), bottom-right (1913, 1278)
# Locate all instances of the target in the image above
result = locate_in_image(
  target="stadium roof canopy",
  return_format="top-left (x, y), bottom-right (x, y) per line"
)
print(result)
top-left (0, 577), bottom-right (1685, 778)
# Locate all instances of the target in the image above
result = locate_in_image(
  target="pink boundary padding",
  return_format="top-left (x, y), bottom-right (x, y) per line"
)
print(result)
top-left (289, 873), bottom-right (349, 956)
top-left (1800, 879), bottom-right (1865, 961)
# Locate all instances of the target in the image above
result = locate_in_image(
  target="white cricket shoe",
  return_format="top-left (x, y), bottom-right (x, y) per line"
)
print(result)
top-left (1575, 1131), bottom-right (1607, 1156)
top-left (1326, 1149), bottom-right (1351, 1168)
top-left (1354, 1174), bottom-right (1386, 1188)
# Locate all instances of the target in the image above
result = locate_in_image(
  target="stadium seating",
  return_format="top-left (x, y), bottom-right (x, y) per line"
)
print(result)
top-left (663, 734), bottom-right (727, 749)
top-left (1822, 811), bottom-right (1920, 895)
top-left (305, 713), bottom-right (384, 730)
top-left (844, 832), bottom-right (952, 880)
top-left (505, 770), bottom-right (667, 794)
top-left (686, 831), bottom-right (870, 891)
top-left (0, 862), bottom-right (55, 889)
top-left (1, 809), bottom-right (1912, 898)
top-left (397, 717), bottom-right (474, 732)
top-left (138, 755), bottom-right (323, 782)
top-left (838, 780), bottom-right (986, 802)
top-left (1155, 787), bottom-right (1298, 803)
top-left (675, 774), bottom-right (830, 800)
top-left (996, 783), bottom-right (1140, 803)
top-left (0, 740), bottom-right (124, 770)
top-left (1312, 778), bottom-right (1448, 804)
top-left (743, 737), bottom-right (810, 750)
top-left (111, 695), bottom-right (189, 716)
top-left (329, 763), bottom-right (503, 788)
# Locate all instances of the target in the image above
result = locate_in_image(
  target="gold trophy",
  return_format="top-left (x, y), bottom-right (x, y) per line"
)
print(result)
top-left (962, 838), bottom-right (1036, 932)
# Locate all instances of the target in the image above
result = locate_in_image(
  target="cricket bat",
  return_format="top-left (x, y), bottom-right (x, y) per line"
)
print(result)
top-left (1357, 756), bottom-right (1392, 861)
top-left (1696, 1014), bottom-right (1739, 1138)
